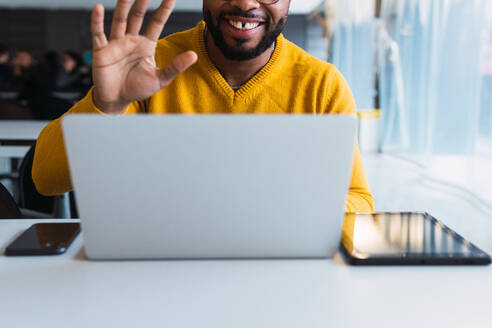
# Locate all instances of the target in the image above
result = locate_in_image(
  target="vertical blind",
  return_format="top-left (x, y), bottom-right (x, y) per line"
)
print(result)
top-left (329, 0), bottom-right (491, 155)
top-left (328, 0), bottom-right (492, 209)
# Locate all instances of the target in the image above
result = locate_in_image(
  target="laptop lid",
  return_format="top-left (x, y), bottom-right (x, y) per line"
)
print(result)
top-left (62, 114), bottom-right (357, 260)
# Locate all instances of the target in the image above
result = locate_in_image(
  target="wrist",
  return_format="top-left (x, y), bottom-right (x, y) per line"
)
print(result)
top-left (92, 89), bottom-right (129, 114)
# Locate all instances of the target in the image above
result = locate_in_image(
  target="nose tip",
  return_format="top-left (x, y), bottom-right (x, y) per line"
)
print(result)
top-left (227, 0), bottom-right (261, 11)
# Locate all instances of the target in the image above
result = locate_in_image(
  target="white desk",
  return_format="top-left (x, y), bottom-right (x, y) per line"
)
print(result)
top-left (1, 219), bottom-right (491, 328)
top-left (0, 120), bottom-right (49, 158)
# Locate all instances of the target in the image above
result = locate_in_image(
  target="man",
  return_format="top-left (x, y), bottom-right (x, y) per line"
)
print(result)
top-left (32, 0), bottom-right (374, 212)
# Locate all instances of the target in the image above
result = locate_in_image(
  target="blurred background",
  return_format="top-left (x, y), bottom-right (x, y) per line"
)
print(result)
top-left (0, 0), bottom-right (492, 243)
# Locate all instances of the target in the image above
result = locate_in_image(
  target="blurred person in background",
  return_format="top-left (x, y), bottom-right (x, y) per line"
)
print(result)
top-left (0, 43), bottom-right (13, 90)
top-left (11, 49), bottom-right (37, 91)
top-left (42, 51), bottom-right (64, 90)
top-left (58, 50), bottom-right (92, 92)
top-left (12, 49), bottom-right (36, 77)
top-left (18, 51), bottom-right (74, 120)
top-left (0, 44), bottom-right (9, 64)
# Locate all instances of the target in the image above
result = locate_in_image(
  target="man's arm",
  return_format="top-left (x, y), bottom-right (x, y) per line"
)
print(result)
top-left (345, 142), bottom-right (374, 212)
top-left (323, 65), bottom-right (375, 212)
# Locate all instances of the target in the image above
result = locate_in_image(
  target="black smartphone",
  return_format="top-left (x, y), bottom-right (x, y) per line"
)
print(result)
top-left (5, 222), bottom-right (80, 256)
top-left (340, 212), bottom-right (491, 265)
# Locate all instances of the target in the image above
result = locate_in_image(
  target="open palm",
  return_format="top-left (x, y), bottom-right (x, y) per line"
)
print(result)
top-left (91, 0), bottom-right (197, 113)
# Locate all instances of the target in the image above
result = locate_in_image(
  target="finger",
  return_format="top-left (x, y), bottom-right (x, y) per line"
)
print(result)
top-left (159, 51), bottom-right (198, 88)
top-left (91, 4), bottom-right (108, 51)
top-left (127, 0), bottom-right (150, 35)
top-left (144, 0), bottom-right (175, 41)
top-left (109, 0), bottom-right (133, 40)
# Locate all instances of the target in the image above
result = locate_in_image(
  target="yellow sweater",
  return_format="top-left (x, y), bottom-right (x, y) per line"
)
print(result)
top-left (32, 21), bottom-right (374, 213)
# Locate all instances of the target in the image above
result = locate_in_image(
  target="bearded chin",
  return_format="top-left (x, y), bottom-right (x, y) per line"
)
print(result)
top-left (203, 9), bottom-right (286, 61)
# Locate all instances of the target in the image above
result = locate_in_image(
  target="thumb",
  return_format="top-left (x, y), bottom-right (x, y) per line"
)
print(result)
top-left (159, 51), bottom-right (198, 88)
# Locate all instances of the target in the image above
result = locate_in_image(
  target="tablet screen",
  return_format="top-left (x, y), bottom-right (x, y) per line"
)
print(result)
top-left (341, 212), bottom-right (490, 264)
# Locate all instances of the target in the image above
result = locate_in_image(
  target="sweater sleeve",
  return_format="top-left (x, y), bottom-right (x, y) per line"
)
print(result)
top-left (324, 66), bottom-right (375, 213)
top-left (345, 142), bottom-right (374, 212)
top-left (32, 88), bottom-right (145, 196)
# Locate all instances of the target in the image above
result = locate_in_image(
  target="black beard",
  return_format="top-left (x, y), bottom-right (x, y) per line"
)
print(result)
top-left (203, 8), bottom-right (287, 61)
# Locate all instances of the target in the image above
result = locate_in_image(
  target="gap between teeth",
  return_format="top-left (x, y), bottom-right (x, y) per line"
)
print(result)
top-left (229, 20), bottom-right (259, 30)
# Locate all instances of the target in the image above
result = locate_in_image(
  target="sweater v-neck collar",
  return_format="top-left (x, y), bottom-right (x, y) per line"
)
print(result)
top-left (195, 21), bottom-right (284, 103)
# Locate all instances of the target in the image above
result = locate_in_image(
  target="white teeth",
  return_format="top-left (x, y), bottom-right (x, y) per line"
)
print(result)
top-left (229, 20), bottom-right (243, 29)
top-left (228, 20), bottom-right (259, 30)
top-left (244, 22), bottom-right (258, 29)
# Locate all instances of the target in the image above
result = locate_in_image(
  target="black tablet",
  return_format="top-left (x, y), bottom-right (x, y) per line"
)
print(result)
top-left (340, 212), bottom-right (491, 265)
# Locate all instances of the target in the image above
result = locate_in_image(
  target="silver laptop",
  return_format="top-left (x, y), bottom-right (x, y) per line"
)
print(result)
top-left (62, 115), bottom-right (357, 260)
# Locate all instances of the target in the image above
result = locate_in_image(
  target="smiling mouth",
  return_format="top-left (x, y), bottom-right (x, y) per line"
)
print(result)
top-left (227, 19), bottom-right (261, 31)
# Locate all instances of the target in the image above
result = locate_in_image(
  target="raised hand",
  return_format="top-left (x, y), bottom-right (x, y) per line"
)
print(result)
top-left (90, 0), bottom-right (197, 113)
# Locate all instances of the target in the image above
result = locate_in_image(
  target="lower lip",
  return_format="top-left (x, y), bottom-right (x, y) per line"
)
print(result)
top-left (222, 20), bottom-right (263, 39)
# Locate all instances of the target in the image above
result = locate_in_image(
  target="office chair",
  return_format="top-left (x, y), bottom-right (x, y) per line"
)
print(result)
top-left (0, 181), bottom-right (22, 219)
top-left (0, 100), bottom-right (34, 189)
top-left (0, 181), bottom-right (57, 219)
top-left (18, 143), bottom-right (77, 218)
